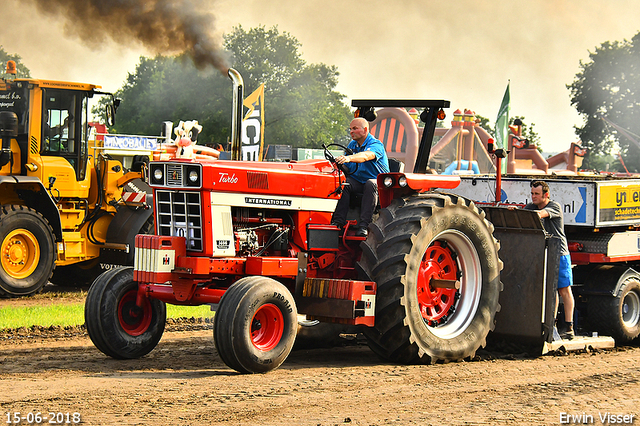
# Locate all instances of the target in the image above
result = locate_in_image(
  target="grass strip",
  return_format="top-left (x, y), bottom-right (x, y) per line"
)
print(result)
top-left (0, 303), bottom-right (214, 330)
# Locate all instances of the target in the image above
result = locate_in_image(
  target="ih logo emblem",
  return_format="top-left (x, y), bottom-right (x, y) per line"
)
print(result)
top-left (163, 254), bottom-right (170, 265)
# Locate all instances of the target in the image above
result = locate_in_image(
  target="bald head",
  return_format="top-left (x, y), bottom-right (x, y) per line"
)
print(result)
top-left (350, 118), bottom-right (370, 144)
top-left (351, 117), bottom-right (369, 130)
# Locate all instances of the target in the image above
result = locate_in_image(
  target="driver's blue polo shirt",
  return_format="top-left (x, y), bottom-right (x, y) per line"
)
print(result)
top-left (346, 133), bottom-right (390, 184)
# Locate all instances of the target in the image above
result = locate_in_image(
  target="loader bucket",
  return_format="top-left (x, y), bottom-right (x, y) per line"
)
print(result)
top-left (482, 207), bottom-right (558, 345)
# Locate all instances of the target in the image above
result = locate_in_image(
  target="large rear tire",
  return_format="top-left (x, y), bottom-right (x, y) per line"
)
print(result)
top-left (214, 276), bottom-right (297, 373)
top-left (85, 266), bottom-right (166, 359)
top-left (0, 205), bottom-right (56, 297)
top-left (358, 193), bottom-right (503, 363)
top-left (588, 277), bottom-right (640, 343)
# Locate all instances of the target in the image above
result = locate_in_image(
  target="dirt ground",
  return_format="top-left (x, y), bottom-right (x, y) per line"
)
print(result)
top-left (1, 288), bottom-right (640, 426)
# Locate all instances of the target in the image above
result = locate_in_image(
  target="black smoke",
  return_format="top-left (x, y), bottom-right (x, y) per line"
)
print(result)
top-left (29, 0), bottom-right (229, 73)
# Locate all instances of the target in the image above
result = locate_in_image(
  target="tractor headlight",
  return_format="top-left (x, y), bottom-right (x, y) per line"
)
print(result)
top-left (151, 164), bottom-right (164, 185)
top-left (398, 176), bottom-right (408, 187)
top-left (383, 176), bottom-right (394, 188)
top-left (185, 164), bottom-right (201, 187)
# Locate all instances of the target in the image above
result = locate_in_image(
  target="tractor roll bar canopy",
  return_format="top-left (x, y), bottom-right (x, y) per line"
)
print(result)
top-left (351, 100), bottom-right (450, 174)
top-left (351, 100), bottom-right (450, 108)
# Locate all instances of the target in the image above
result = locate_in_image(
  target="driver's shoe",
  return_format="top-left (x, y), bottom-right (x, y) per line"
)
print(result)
top-left (331, 221), bottom-right (345, 229)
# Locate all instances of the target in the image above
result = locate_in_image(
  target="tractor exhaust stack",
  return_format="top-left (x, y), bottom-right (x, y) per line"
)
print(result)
top-left (228, 68), bottom-right (244, 161)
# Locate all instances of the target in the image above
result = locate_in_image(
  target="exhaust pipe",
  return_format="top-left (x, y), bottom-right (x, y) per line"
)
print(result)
top-left (227, 68), bottom-right (244, 161)
top-left (0, 111), bottom-right (17, 169)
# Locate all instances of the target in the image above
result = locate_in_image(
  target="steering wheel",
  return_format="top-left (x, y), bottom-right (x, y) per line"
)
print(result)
top-left (323, 143), bottom-right (358, 176)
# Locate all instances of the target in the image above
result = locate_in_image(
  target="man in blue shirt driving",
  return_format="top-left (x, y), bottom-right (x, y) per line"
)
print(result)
top-left (331, 117), bottom-right (390, 237)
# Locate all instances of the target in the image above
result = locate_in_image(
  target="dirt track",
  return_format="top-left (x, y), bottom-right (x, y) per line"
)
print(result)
top-left (1, 321), bottom-right (639, 426)
top-left (1, 286), bottom-right (640, 425)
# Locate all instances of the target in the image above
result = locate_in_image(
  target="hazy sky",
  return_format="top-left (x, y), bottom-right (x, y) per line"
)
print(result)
top-left (2, 0), bottom-right (639, 152)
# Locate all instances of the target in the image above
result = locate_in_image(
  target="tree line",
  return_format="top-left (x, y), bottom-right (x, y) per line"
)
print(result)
top-left (4, 27), bottom-right (640, 171)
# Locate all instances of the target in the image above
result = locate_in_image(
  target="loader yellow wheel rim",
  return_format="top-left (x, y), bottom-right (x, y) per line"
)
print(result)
top-left (1, 229), bottom-right (40, 279)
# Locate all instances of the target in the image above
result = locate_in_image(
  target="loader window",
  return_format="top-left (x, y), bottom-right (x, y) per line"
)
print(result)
top-left (42, 89), bottom-right (89, 181)
top-left (0, 83), bottom-right (29, 135)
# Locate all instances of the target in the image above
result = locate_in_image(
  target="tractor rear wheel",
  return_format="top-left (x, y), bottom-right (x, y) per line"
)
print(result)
top-left (214, 276), bottom-right (297, 373)
top-left (358, 193), bottom-right (503, 363)
top-left (0, 205), bottom-right (56, 297)
top-left (85, 267), bottom-right (166, 359)
top-left (588, 276), bottom-right (640, 343)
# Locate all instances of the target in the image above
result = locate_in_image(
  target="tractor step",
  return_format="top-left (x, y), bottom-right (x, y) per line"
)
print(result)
top-left (542, 331), bottom-right (615, 354)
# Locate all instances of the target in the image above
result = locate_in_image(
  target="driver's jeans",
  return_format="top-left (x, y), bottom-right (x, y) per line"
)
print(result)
top-left (331, 176), bottom-right (378, 229)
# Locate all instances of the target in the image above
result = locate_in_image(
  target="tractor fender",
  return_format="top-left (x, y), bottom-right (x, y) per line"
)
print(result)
top-left (377, 172), bottom-right (460, 208)
top-left (573, 264), bottom-right (639, 297)
top-left (102, 193), bottom-right (153, 265)
top-left (0, 176), bottom-right (62, 241)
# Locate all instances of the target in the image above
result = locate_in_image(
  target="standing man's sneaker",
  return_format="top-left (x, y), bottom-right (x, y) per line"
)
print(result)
top-left (558, 323), bottom-right (575, 340)
top-left (355, 226), bottom-right (368, 237)
top-left (560, 329), bottom-right (575, 340)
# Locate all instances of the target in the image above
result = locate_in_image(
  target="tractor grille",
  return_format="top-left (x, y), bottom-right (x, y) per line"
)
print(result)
top-left (247, 171), bottom-right (269, 189)
top-left (166, 164), bottom-right (183, 186)
top-left (156, 190), bottom-right (203, 251)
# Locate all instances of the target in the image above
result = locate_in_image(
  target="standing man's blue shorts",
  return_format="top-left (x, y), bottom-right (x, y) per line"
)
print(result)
top-left (558, 254), bottom-right (573, 289)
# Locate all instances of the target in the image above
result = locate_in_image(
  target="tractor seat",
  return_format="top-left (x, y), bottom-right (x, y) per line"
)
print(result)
top-left (388, 157), bottom-right (405, 173)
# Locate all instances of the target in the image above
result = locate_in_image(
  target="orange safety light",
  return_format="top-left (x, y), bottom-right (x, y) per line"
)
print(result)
top-left (437, 108), bottom-right (446, 120)
top-left (6, 60), bottom-right (17, 75)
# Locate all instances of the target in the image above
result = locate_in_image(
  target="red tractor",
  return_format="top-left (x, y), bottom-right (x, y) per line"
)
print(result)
top-left (85, 70), bottom-right (504, 373)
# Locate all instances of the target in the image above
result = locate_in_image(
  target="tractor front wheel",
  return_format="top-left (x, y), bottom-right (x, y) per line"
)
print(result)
top-left (85, 267), bottom-right (166, 359)
top-left (214, 276), bottom-right (297, 373)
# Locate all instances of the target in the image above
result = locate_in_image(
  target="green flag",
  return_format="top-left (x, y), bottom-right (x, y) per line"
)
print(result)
top-left (495, 82), bottom-right (510, 150)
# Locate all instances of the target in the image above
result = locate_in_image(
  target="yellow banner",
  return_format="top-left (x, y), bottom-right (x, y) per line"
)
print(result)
top-left (242, 84), bottom-right (265, 161)
top-left (600, 183), bottom-right (640, 222)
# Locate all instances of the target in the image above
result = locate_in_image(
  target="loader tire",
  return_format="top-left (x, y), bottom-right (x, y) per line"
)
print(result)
top-left (0, 205), bottom-right (56, 297)
top-left (50, 259), bottom-right (102, 288)
top-left (587, 277), bottom-right (640, 343)
top-left (358, 193), bottom-right (503, 363)
top-left (214, 276), bottom-right (297, 373)
top-left (85, 267), bottom-right (166, 359)
top-left (51, 215), bottom-right (155, 288)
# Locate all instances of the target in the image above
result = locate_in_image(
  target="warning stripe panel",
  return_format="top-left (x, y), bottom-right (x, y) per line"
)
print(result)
top-left (372, 118), bottom-right (407, 154)
top-left (122, 192), bottom-right (146, 203)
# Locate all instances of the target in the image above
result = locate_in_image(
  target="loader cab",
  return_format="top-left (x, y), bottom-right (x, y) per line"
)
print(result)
top-left (41, 88), bottom-right (90, 182)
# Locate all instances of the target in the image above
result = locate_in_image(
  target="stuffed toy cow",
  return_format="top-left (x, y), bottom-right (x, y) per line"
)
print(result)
top-left (174, 120), bottom-right (203, 159)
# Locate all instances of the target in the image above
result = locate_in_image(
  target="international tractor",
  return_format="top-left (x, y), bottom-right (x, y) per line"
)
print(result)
top-left (86, 68), bottom-right (638, 373)
top-left (84, 68), bottom-right (509, 373)
top-left (0, 61), bottom-right (153, 297)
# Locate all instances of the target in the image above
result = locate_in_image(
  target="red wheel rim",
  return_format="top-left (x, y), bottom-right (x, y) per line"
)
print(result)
top-left (251, 303), bottom-right (284, 351)
top-left (117, 289), bottom-right (153, 336)
top-left (417, 241), bottom-right (459, 326)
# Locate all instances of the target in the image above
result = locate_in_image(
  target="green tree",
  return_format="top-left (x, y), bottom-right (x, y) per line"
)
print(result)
top-left (568, 32), bottom-right (640, 171)
top-left (105, 26), bottom-right (351, 150)
top-left (0, 46), bottom-right (31, 78)
top-left (224, 26), bottom-right (351, 147)
top-left (102, 54), bottom-right (230, 144)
